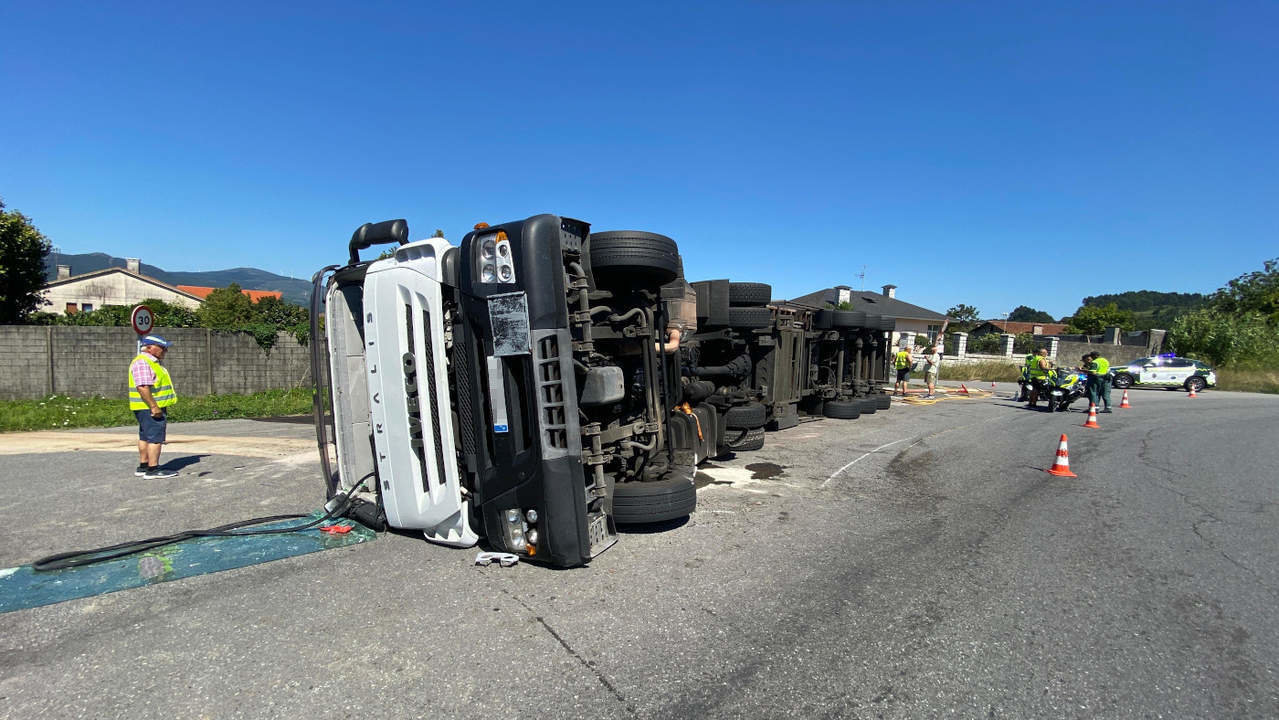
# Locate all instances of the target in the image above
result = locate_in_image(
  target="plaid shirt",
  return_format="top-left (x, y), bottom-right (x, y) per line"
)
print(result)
top-left (131, 355), bottom-right (158, 387)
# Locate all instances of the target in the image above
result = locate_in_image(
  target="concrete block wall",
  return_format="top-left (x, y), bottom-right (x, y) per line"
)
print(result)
top-left (1054, 340), bottom-right (1149, 368)
top-left (210, 332), bottom-right (312, 395)
top-left (0, 325), bottom-right (312, 400)
top-left (0, 326), bottom-right (54, 397)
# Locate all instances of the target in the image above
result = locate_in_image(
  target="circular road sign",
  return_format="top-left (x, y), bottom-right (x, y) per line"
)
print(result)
top-left (131, 305), bottom-right (155, 336)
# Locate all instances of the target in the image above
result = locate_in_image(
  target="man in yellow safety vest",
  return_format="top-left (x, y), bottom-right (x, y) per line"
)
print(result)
top-left (1086, 351), bottom-right (1112, 413)
top-left (1025, 347), bottom-right (1054, 409)
top-left (128, 335), bottom-right (179, 479)
top-left (892, 342), bottom-right (914, 397)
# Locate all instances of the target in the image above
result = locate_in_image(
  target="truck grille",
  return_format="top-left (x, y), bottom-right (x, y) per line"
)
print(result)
top-left (537, 334), bottom-right (568, 450)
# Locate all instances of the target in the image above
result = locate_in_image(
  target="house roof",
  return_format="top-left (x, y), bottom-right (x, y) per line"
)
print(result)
top-left (787, 287), bottom-right (948, 322)
top-left (973, 320), bottom-right (1070, 335)
top-left (177, 285), bottom-right (283, 302)
top-left (42, 267), bottom-right (205, 302)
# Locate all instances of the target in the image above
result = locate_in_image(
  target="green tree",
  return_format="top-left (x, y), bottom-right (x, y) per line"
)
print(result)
top-left (197, 283), bottom-right (254, 329)
top-left (1168, 309), bottom-right (1279, 368)
top-left (0, 200), bottom-right (53, 322)
top-left (1210, 258), bottom-right (1279, 324)
top-left (1065, 303), bottom-right (1134, 334)
top-left (431, 228), bottom-right (445, 238)
top-left (1008, 305), bottom-right (1054, 323)
top-left (945, 303), bottom-right (980, 327)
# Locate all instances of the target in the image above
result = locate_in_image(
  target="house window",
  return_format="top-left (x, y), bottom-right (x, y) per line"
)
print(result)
top-left (926, 324), bottom-right (941, 341)
top-left (66, 303), bottom-right (77, 314)
top-left (81, 303), bottom-right (94, 312)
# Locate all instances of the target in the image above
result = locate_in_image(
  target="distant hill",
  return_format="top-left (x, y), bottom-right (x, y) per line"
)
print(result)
top-left (1079, 290), bottom-right (1207, 330)
top-left (45, 251), bottom-right (313, 305)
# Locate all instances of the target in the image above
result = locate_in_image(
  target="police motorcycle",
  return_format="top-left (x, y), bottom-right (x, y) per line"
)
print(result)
top-left (1043, 368), bottom-right (1088, 412)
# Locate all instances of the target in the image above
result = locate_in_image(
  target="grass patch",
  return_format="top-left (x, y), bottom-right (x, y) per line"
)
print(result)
top-left (938, 360), bottom-right (1022, 382)
top-left (1215, 367), bottom-right (1279, 394)
top-left (0, 388), bottom-right (315, 433)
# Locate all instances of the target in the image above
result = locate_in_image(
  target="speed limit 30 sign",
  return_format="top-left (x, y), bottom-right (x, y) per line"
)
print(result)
top-left (131, 305), bottom-right (155, 336)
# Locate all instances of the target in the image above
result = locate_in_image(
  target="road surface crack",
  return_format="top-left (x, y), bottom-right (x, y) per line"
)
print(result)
top-left (491, 585), bottom-right (637, 716)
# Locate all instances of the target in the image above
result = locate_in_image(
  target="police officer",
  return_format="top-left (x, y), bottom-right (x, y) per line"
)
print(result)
top-left (1026, 347), bottom-right (1054, 409)
top-left (1018, 350), bottom-right (1036, 401)
top-left (1086, 350), bottom-right (1112, 413)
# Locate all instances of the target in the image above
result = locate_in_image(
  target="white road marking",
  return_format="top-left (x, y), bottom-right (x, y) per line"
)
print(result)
top-left (822, 438), bottom-right (920, 486)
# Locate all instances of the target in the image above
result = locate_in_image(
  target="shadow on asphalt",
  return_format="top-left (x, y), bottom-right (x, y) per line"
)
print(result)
top-left (251, 415), bottom-right (320, 425)
top-left (165, 454), bottom-right (210, 470)
top-left (618, 516), bottom-right (690, 534)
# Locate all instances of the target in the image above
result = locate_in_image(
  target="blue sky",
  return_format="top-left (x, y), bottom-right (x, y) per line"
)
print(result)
top-left (2, 1), bottom-right (1275, 320)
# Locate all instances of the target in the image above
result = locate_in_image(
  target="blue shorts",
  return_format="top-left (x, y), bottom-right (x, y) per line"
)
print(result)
top-left (135, 408), bottom-right (168, 444)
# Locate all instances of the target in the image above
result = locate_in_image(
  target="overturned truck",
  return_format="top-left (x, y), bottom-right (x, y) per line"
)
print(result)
top-left (311, 216), bottom-right (701, 568)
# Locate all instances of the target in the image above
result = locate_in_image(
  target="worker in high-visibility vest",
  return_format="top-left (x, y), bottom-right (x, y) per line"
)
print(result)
top-left (1086, 351), bottom-right (1112, 413)
top-left (893, 342), bottom-right (914, 397)
top-left (128, 335), bottom-right (179, 479)
top-left (1018, 351), bottom-right (1037, 401)
top-left (1025, 347), bottom-right (1054, 409)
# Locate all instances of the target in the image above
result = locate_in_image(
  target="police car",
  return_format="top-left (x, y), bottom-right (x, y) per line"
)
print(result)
top-left (1111, 354), bottom-right (1217, 392)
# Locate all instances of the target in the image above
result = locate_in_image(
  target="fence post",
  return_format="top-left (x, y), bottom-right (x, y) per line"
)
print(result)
top-left (206, 328), bottom-right (214, 395)
top-left (1001, 333), bottom-right (1015, 357)
top-left (952, 331), bottom-right (968, 358)
top-left (46, 326), bottom-right (55, 396)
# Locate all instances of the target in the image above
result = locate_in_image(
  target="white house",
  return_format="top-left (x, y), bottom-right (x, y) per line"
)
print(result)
top-left (40, 258), bottom-right (204, 315)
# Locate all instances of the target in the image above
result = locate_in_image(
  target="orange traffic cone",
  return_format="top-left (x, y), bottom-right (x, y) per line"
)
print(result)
top-left (1119, 389), bottom-right (1131, 409)
top-left (1047, 434), bottom-right (1077, 477)
top-left (1187, 385), bottom-right (1198, 398)
top-left (960, 384), bottom-right (970, 396)
top-left (1083, 403), bottom-right (1100, 429)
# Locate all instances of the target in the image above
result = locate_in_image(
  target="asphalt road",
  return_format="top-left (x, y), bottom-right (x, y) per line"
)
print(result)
top-left (2, 385), bottom-right (1276, 719)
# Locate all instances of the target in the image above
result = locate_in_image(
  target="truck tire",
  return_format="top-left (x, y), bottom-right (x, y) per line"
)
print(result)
top-left (832, 310), bottom-right (866, 328)
top-left (728, 282), bottom-right (771, 306)
top-left (589, 231), bottom-right (680, 285)
top-left (724, 402), bottom-right (767, 429)
top-left (857, 397), bottom-right (878, 414)
top-left (613, 476), bottom-right (697, 525)
top-left (875, 394), bottom-right (892, 409)
top-left (822, 399), bottom-right (861, 419)
top-left (725, 426), bottom-right (766, 451)
top-left (813, 310), bottom-right (834, 329)
top-left (727, 306), bottom-right (771, 330)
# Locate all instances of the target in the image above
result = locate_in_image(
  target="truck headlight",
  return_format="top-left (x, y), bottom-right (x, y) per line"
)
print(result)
top-left (476, 231), bottom-right (517, 284)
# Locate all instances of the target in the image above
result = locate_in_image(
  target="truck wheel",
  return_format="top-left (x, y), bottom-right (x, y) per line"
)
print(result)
top-left (613, 477), bottom-right (696, 525)
top-left (589, 231), bottom-right (680, 285)
top-left (727, 306), bottom-right (771, 329)
top-left (822, 400), bottom-right (861, 419)
top-left (832, 310), bottom-right (867, 328)
top-left (725, 426), bottom-right (766, 451)
top-left (857, 398), bottom-right (878, 414)
top-left (813, 310), bottom-right (834, 329)
top-left (874, 394), bottom-right (892, 409)
top-left (724, 402), bottom-right (767, 429)
top-left (728, 282), bottom-right (771, 306)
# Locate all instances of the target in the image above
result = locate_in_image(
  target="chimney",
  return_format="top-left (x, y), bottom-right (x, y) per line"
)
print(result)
top-left (57, 265), bottom-right (71, 280)
top-left (881, 284), bottom-right (897, 299)
top-left (126, 258), bottom-right (140, 274)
